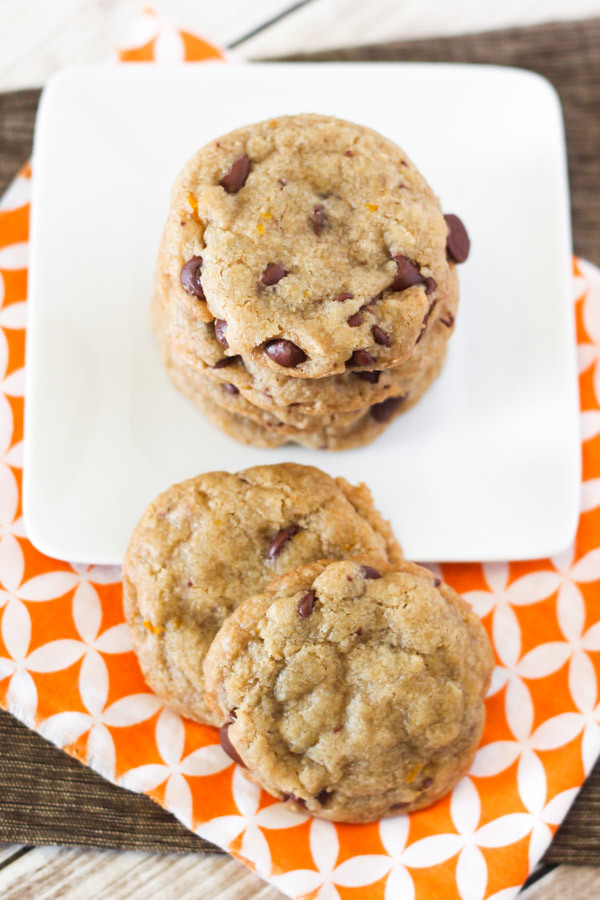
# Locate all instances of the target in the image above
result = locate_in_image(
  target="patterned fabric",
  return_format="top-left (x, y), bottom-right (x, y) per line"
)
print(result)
top-left (0, 16), bottom-right (598, 899)
top-left (117, 8), bottom-right (227, 62)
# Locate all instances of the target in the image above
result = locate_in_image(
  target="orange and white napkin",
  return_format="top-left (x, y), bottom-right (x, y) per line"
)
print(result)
top-left (0, 13), bottom-right (599, 899)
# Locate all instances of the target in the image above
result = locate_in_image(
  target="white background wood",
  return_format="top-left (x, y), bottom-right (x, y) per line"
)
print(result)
top-left (0, 0), bottom-right (600, 89)
top-left (1, 0), bottom-right (599, 896)
top-left (521, 867), bottom-right (600, 900)
top-left (238, 0), bottom-right (600, 57)
top-left (0, 846), bottom-right (283, 899)
top-left (0, 845), bottom-right (25, 866)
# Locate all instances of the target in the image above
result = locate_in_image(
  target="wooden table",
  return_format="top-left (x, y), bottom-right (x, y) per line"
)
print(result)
top-left (1, 1), bottom-right (600, 896)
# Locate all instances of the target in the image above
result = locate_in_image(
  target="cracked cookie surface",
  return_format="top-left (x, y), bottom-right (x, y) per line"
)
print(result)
top-left (152, 262), bottom-right (457, 417)
top-left (204, 559), bottom-right (493, 822)
top-left (159, 114), bottom-right (456, 378)
top-left (122, 465), bottom-right (402, 724)
top-left (157, 330), bottom-right (447, 450)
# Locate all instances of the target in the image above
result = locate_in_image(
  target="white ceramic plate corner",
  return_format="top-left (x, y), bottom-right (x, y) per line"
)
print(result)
top-left (24, 63), bottom-right (580, 565)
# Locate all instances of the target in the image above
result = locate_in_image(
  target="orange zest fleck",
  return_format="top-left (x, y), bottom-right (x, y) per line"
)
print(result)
top-left (143, 621), bottom-right (164, 635)
top-left (186, 192), bottom-right (202, 224)
top-left (405, 763), bottom-right (423, 784)
top-left (260, 211), bottom-right (272, 219)
top-left (256, 222), bottom-right (265, 235)
top-left (365, 203), bottom-right (378, 212)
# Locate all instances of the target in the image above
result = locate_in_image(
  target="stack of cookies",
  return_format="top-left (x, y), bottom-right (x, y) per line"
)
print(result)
top-left (152, 114), bottom-right (470, 450)
top-left (123, 464), bottom-right (493, 822)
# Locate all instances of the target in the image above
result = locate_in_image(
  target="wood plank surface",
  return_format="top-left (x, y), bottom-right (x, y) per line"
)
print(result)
top-left (1, 0), bottom-right (599, 90)
top-left (0, 0), bottom-right (296, 88)
top-left (240, 0), bottom-right (600, 57)
top-left (0, 846), bottom-right (27, 867)
top-left (522, 866), bottom-right (600, 900)
top-left (0, 846), bottom-right (599, 899)
top-left (0, 845), bottom-right (284, 900)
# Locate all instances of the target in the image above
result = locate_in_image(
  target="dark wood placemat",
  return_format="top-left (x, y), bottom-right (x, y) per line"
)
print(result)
top-left (0, 88), bottom-right (38, 196)
top-left (0, 15), bottom-right (599, 863)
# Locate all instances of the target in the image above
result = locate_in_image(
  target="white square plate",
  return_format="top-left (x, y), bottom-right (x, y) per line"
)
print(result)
top-left (24, 63), bottom-right (580, 565)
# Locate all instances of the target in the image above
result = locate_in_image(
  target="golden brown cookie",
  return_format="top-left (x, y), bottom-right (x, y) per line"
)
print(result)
top-left (204, 559), bottom-right (493, 823)
top-left (157, 114), bottom-right (462, 379)
top-left (152, 264), bottom-right (458, 417)
top-left (123, 465), bottom-right (402, 724)
top-left (157, 331), bottom-right (447, 450)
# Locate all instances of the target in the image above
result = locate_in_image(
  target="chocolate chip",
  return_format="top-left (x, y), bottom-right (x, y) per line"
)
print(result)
top-left (440, 313), bottom-right (455, 328)
top-left (371, 324), bottom-right (390, 346)
top-left (228, 708), bottom-right (237, 722)
top-left (284, 793), bottom-right (306, 808)
top-left (355, 370), bottom-right (381, 384)
top-left (361, 565), bottom-right (382, 579)
top-left (186, 579), bottom-right (193, 588)
top-left (345, 149), bottom-right (354, 157)
top-left (214, 319), bottom-right (229, 349)
top-left (444, 213), bottom-right (470, 263)
top-left (347, 313), bottom-right (363, 327)
top-left (390, 254), bottom-right (424, 292)
top-left (400, 160), bottom-right (408, 168)
top-left (316, 789), bottom-right (332, 805)
top-left (416, 301), bottom-right (436, 344)
top-left (278, 177), bottom-right (288, 188)
top-left (265, 339), bottom-right (307, 368)
top-left (391, 801), bottom-right (409, 811)
top-left (219, 723), bottom-right (246, 767)
top-left (268, 525), bottom-right (299, 559)
top-left (371, 395), bottom-right (404, 423)
top-left (332, 724), bottom-right (343, 733)
top-left (354, 627), bottom-right (363, 637)
top-left (433, 577), bottom-right (441, 587)
top-left (366, 291), bottom-right (383, 307)
top-left (391, 255), bottom-right (435, 295)
top-left (310, 203), bottom-right (327, 236)
top-left (262, 263), bottom-right (288, 286)
top-left (223, 383), bottom-right (239, 395)
top-left (333, 292), bottom-right (354, 303)
top-left (213, 356), bottom-right (238, 368)
top-left (421, 777), bottom-right (434, 790)
top-left (298, 589), bottom-right (316, 618)
top-left (347, 349), bottom-right (375, 368)
top-left (180, 256), bottom-right (205, 299)
top-left (220, 155), bottom-right (251, 193)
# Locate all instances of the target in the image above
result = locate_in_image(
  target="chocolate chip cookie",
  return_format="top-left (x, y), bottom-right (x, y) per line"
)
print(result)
top-left (158, 114), bottom-right (459, 379)
top-left (152, 270), bottom-right (456, 420)
top-left (159, 327), bottom-right (446, 450)
top-left (204, 559), bottom-right (493, 822)
top-left (123, 465), bottom-right (402, 724)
